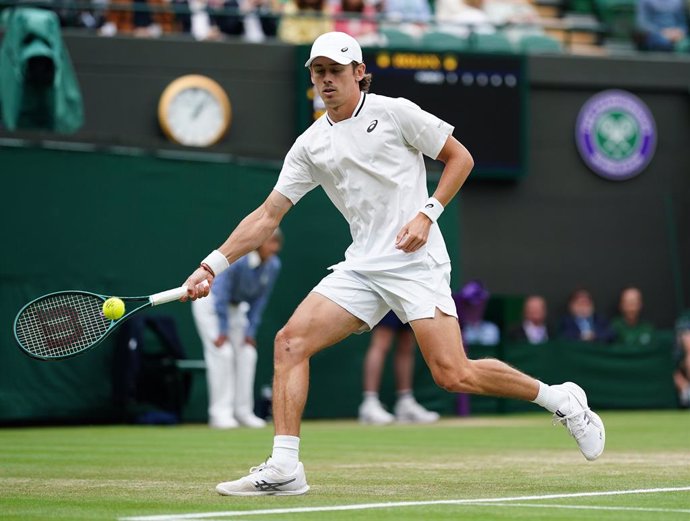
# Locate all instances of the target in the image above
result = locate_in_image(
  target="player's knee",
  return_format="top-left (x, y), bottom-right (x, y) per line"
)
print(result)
top-left (431, 363), bottom-right (476, 393)
top-left (273, 326), bottom-right (309, 368)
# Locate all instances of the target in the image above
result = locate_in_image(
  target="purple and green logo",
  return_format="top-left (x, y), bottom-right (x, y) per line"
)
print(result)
top-left (575, 90), bottom-right (656, 181)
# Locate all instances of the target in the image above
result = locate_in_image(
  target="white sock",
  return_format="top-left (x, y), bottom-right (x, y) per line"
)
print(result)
top-left (363, 391), bottom-right (379, 402)
top-left (396, 389), bottom-right (413, 403)
top-left (271, 435), bottom-right (300, 474)
top-left (532, 381), bottom-right (569, 413)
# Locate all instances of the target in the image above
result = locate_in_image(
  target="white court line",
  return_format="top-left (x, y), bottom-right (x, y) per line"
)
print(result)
top-left (472, 502), bottom-right (690, 514)
top-left (119, 486), bottom-right (690, 521)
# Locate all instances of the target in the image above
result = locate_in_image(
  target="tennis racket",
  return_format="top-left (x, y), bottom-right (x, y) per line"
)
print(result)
top-left (13, 285), bottom-right (196, 361)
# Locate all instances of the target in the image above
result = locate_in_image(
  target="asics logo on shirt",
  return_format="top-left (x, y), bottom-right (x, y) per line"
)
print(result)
top-left (367, 120), bottom-right (378, 133)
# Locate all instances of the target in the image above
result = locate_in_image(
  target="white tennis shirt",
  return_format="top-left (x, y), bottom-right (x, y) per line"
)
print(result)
top-left (274, 92), bottom-right (454, 271)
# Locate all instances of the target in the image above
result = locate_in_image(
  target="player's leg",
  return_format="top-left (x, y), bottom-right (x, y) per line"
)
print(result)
top-left (393, 327), bottom-right (440, 424)
top-left (359, 324), bottom-right (396, 425)
top-left (410, 308), bottom-right (605, 460)
top-left (216, 291), bottom-right (368, 496)
top-left (410, 309), bottom-right (540, 399)
top-left (272, 292), bottom-right (365, 436)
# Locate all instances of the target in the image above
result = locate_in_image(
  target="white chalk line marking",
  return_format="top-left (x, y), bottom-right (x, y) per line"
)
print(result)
top-left (119, 486), bottom-right (690, 521)
top-left (472, 502), bottom-right (690, 514)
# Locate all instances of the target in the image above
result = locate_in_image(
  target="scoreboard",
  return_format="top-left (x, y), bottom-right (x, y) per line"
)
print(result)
top-left (298, 48), bottom-right (528, 179)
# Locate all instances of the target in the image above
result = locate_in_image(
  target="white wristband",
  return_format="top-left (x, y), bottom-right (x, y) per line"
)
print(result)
top-left (419, 197), bottom-right (444, 223)
top-left (200, 250), bottom-right (230, 277)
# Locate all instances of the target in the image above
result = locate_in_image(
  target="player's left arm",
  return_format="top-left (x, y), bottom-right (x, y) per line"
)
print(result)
top-left (396, 135), bottom-right (474, 253)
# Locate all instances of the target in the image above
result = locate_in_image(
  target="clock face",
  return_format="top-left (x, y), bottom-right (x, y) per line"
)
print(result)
top-left (158, 75), bottom-right (231, 147)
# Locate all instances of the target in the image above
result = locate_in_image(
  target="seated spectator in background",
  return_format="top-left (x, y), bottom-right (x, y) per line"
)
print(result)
top-left (508, 294), bottom-right (550, 344)
top-left (674, 312), bottom-right (690, 407)
top-left (559, 288), bottom-right (615, 342)
top-left (210, 0), bottom-right (279, 42)
top-left (611, 286), bottom-right (655, 346)
top-left (435, 0), bottom-right (495, 37)
top-left (333, 0), bottom-right (380, 45)
top-left (100, 0), bottom-right (162, 37)
top-left (278, 0), bottom-right (334, 44)
top-left (175, 0), bottom-right (278, 41)
top-left (453, 280), bottom-right (500, 346)
top-left (484, 0), bottom-right (543, 41)
top-left (382, 0), bottom-right (432, 37)
top-left (636, 0), bottom-right (688, 51)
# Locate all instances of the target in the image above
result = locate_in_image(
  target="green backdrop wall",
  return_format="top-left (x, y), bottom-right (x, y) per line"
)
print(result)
top-left (0, 145), bottom-right (461, 423)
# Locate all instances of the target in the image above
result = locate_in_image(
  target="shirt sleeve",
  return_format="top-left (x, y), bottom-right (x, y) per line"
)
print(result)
top-left (388, 97), bottom-right (455, 160)
top-left (274, 137), bottom-right (319, 205)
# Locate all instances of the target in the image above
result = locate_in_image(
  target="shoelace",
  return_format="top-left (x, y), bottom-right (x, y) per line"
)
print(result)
top-left (249, 456), bottom-right (272, 474)
top-left (552, 408), bottom-right (591, 440)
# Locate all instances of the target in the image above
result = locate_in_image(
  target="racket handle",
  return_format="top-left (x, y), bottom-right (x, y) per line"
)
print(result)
top-left (149, 280), bottom-right (210, 306)
top-left (150, 286), bottom-right (189, 306)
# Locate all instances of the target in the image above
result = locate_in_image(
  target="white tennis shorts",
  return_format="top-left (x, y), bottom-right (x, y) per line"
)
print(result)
top-left (311, 253), bottom-right (457, 331)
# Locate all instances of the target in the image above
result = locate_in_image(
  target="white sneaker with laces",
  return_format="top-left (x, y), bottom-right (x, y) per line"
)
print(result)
top-left (394, 397), bottom-right (440, 424)
top-left (358, 398), bottom-right (395, 425)
top-left (216, 459), bottom-right (309, 496)
top-left (552, 382), bottom-right (605, 461)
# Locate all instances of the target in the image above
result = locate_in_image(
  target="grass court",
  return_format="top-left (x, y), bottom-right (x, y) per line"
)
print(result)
top-left (2, 410), bottom-right (689, 520)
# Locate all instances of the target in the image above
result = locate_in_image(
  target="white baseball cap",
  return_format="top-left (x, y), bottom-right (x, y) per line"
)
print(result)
top-left (304, 32), bottom-right (363, 68)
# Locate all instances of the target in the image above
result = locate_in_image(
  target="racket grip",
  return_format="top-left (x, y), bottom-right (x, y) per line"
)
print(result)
top-left (150, 286), bottom-right (188, 306)
top-left (149, 280), bottom-right (210, 306)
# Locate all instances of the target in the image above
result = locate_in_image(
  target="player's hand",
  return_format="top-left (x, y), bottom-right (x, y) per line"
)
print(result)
top-left (213, 334), bottom-right (228, 348)
top-left (395, 213), bottom-right (432, 253)
top-left (181, 267), bottom-right (213, 301)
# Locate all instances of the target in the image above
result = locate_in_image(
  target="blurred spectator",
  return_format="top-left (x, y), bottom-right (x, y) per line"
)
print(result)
top-left (559, 288), bottom-right (615, 342)
top-left (99, 0), bottom-right (163, 37)
top-left (358, 311), bottom-right (440, 425)
top-left (453, 280), bottom-right (500, 346)
top-left (673, 311), bottom-right (690, 408)
top-left (611, 286), bottom-right (655, 346)
top-left (211, 0), bottom-right (279, 41)
top-left (635, 0), bottom-right (688, 51)
top-left (484, 0), bottom-right (543, 41)
top-left (383, 0), bottom-right (432, 23)
top-left (278, 0), bottom-right (334, 44)
top-left (332, 0), bottom-right (379, 44)
top-left (435, 0), bottom-right (495, 37)
top-left (508, 294), bottom-right (550, 344)
top-left (170, 0), bottom-right (278, 40)
top-left (381, 0), bottom-right (432, 39)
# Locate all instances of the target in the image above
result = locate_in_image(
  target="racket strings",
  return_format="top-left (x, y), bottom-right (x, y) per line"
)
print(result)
top-left (15, 293), bottom-right (112, 358)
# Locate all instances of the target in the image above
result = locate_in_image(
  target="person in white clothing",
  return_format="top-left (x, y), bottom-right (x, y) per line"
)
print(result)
top-left (182, 31), bottom-right (605, 496)
top-left (191, 229), bottom-right (283, 429)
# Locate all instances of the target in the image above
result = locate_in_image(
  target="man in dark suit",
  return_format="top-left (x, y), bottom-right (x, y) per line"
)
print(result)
top-left (559, 288), bottom-right (614, 342)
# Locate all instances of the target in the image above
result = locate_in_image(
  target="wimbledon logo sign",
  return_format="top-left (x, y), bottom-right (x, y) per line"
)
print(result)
top-left (575, 90), bottom-right (656, 181)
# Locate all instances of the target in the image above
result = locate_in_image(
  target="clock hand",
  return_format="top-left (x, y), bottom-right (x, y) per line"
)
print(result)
top-left (192, 101), bottom-right (205, 120)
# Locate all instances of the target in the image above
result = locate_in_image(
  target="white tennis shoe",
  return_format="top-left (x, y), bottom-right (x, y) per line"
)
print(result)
top-left (394, 397), bottom-right (440, 424)
top-left (358, 398), bottom-right (395, 425)
top-left (552, 382), bottom-right (605, 461)
top-left (216, 459), bottom-right (309, 496)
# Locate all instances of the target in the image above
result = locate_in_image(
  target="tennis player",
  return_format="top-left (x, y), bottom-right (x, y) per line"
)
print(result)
top-left (183, 31), bottom-right (605, 496)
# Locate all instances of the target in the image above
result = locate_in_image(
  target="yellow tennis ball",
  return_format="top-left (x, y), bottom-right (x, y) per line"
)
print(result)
top-left (103, 298), bottom-right (125, 320)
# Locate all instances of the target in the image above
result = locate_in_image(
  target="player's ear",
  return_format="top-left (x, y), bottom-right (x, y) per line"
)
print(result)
top-left (354, 62), bottom-right (366, 82)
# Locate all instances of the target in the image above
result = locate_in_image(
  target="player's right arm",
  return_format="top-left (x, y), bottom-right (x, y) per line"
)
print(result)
top-left (183, 190), bottom-right (293, 300)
